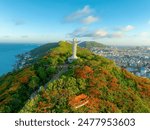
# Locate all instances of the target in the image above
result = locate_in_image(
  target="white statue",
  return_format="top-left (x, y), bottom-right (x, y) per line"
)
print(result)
top-left (68, 38), bottom-right (78, 63)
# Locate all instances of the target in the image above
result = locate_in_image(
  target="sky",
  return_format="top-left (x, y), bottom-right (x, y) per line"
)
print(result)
top-left (0, 0), bottom-right (150, 45)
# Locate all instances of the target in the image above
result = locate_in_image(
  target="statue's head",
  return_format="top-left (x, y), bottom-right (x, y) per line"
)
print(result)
top-left (73, 38), bottom-right (78, 44)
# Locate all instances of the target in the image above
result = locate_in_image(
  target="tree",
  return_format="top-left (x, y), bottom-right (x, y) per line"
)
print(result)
top-left (47, 66), bottom-right (56, 74)
top-left (37, 67), bottom-right (47, 81)
top-left (28, 76), bottom-right (40, 89)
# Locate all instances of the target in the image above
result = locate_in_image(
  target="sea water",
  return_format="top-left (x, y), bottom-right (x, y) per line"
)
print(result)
top-left (0, 43), bottom-right (38, 76)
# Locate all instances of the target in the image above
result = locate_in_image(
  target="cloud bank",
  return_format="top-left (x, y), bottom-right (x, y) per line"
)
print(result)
top-left (68, 24), bottom-right (135, 39)
top-left (118, 25), bottom-right (135, 32)
top-left (65, 5), bottom-right (98, 24)
top-left (81, 15), bottom-right (99, 24)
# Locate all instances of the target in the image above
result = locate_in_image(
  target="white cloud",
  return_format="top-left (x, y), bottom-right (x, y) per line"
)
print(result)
top-left (68, 27), bottom-right (150, 46)
top-left (76, 5), bottom-right (92, 15)
top-left (81, 15), bottom-right (98, 24)
top-left (80, 29), bottom-right (125, 38)
top-left (110, 31), bottom-right (124, 38)
top-left (94, 30), bottom-right (108, 37)
top-left (120, 25), bottom-right (135, 32)
top-left (92, 30), bottom-right (125, 38)
top-left (68, 28), bottom-right (109, 38)
top-left (65, 5), bottom-right (92, 22)
top-left (68, 27), bottom-right (88, 37)
top-left (69, 28), bottom-right (126, 39)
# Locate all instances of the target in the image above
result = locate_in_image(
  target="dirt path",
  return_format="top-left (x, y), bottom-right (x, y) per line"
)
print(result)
top-left (44, 64), bottom-right (69, 89)
top-left (30, 64), bottom-right (69, 99)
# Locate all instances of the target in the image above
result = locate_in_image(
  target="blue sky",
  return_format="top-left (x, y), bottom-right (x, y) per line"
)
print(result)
top-left (0, 0), bottom-right (150, 45)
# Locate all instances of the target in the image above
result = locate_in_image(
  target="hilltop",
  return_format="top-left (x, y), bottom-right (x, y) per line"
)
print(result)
top-left (14, 41), bottom-right (105, 70)
top-left (0, 41), bottom-right (150, 113)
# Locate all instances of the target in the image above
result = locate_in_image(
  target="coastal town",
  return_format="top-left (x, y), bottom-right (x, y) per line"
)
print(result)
top-left (91, 46), bottom-right (150, 78)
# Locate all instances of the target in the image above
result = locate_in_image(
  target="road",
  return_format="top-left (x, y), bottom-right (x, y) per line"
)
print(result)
top-left (29, 64), bottom-right (69, 99)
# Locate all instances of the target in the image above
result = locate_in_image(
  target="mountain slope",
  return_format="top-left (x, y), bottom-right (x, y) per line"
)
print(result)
top-left (15, 41), bottom-right (105, 70)
top-left (0, 41), bottom-right (150, 113)
top-left (79, 41), bottom-right (106, 49)
top-left (29, 42), bottom-right (59, 57)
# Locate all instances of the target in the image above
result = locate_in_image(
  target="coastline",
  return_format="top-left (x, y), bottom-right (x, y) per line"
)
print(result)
top-left (0, 44), bottom-right (38, 76)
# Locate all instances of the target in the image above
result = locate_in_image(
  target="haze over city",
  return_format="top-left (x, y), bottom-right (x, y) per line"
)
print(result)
top-left (0, 0), bottom-right (150, 45)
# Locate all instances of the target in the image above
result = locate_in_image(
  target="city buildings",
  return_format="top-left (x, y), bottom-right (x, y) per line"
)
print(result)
top-left (91, 46), bottom-right (150, 78)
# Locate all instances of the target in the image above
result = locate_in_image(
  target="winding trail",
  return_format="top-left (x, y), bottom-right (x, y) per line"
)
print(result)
top-left (44, 64), bottom-right (69, 88)
top-left (29, 64), bottom-right (69, 99)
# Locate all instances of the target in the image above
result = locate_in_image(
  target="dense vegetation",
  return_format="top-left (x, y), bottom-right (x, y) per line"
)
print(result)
top-left (0, 41), bottom-right (150, 113)
top-left (15, 41), bottom-right (104, 70)
top-left (30, 42), bottom-right (59, 57)
top-left (15, 42), bottom-right (59, 70)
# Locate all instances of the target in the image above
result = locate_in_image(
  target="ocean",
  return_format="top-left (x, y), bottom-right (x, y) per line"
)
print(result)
top-left (0, 44), bottom-right (38, 76)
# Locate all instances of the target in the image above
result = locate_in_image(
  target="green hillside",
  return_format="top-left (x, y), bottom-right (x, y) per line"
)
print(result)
top-left (0, 41), bottom-right (150, 113)
top-left (79, 41), bottom-right (106, 49)
top-left (15, 41), bottom-right (105, 70)
top-left (30, 42), bottom-right (59, 57)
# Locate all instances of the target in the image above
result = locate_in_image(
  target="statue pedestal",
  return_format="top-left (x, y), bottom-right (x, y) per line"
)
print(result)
top-left (68, 56), bottom-right (78, 63)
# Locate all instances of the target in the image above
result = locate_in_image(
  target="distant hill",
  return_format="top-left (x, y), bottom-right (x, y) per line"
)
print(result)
top-left (29, 42), bottom-right (59, 57)
top-left (14, 42), bottom-right (59, 70)
top-left (78, 41), bottom-right (106, 49)
top-left (0, 41), bottom-right (150, 113)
